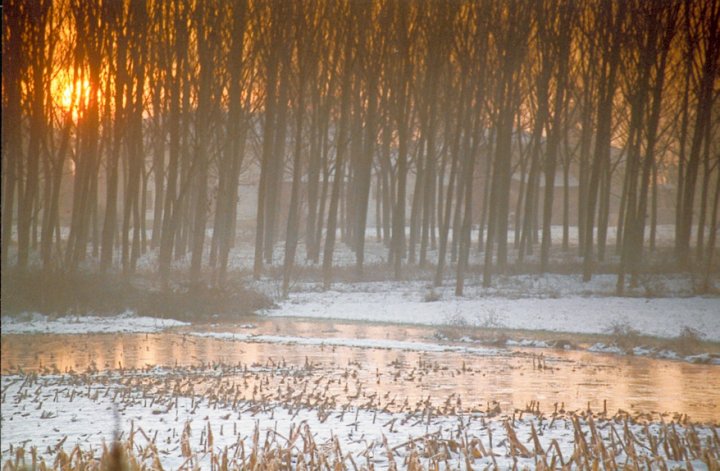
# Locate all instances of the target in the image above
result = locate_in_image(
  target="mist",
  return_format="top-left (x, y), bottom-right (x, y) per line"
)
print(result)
top-left (2, 0), bottom-right (719, 469)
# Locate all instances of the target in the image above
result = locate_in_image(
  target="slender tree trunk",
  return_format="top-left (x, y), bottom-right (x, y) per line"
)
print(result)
top-left (433, 145), bottom-right (459, 287)
top-left (158, 3), bottom-right (186, 283)
top-left (282, 37), bottom-right (306, 296)
top-left (354, 78), bottom-right (377, 275)
top-left (253, 33), bottom-right (279, 278)
top-left (305, 93), bottom-right (323, 263)
top-left (456, 116), bottom-right (481, 296)
top-left (702, 168), bottom-right (720, 292)
top-left (18, 3), bottom-right (50, 270)
top-left (264, 59), bottom-right (289, 264)
top-left (676, 2), bottom-right (720, 263)
top-left (434, 83), bottom-right (466, 286)
top-left (695, 122), bottom-right (712, 259)
top-left (2, 0), bottom-right (25, 269)
top-left (322, 28), bottom-right (352, 288)
top-left (583, 0), bottom-right (625, 281)
top-left (540, 3), bottom-right (572, 271)
top-left (150, 81), bottom-right (165, 250)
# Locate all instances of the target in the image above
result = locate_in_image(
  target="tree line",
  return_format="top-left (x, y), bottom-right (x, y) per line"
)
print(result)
top-left (2, 0), bottom-right (719, 295)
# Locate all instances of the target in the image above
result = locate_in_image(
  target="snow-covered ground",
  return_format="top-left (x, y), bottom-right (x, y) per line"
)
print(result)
top-left (156, 225), bottom-right (690, 273)
top-left (3, 286), bottom-right (717, 344)
top-left (191, 331), bottom-right (720, 365)
top-left (266, 280), bottom-right (720, 341)
top-left (193, 331), bottom-right (503, 356)
top-left (0, 311), bottom-right (188, 335)
top-left (4, 228), bottom-right (719, 468)
top-left (2, 368), bottom-right (717, 470)
top-left (2, 273), bottom-right (718, 362)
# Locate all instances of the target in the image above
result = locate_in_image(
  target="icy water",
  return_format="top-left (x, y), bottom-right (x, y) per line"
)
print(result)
top-left (2, 319), bottom-right (719, 423)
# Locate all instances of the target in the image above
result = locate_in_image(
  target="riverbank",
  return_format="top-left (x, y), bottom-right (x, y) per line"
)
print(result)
top-left (264, 279), bottom-right (720, 340)
top-left (3, 262), bottom-right (718, 363)
top-left (3, 308), bottom-right (719, 366)
top-left (0, 269), bottom-right (272, 321)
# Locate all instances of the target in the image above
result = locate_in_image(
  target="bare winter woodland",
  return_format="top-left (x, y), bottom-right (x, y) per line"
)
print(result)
top-left (2, 2), bottom-right (720, 469)
top-left (2, 0), bottom-right (719, 298)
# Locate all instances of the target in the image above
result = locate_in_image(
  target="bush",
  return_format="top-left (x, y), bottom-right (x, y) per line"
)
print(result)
top-left (0, 269), bottom-right (272, 322)
top-left (423, 288), bottom-right (441, 302)
top-left (605, 320), bottom-right (640, 352)
top-left (477, 308), bottom-right (504, 329)
top-left (674, 326), bottom-right (705, 355)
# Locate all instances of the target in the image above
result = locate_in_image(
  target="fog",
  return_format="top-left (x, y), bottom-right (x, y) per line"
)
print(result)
top-left (2, 0), bottom-right (719, 468)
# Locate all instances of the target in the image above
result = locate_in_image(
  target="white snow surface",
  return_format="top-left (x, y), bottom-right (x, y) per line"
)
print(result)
top-left (131, 225), bottom-right (686, 274)
top-left (267, 280), bottom-right (720, 341)
top-left (192, 331), bottom-right (502, 356)
top-left (0, 311), bottom-right (189, 335)
top-left (3, 274), bottom-right (717, 343)
top-left (2, 371), bottom-right (716, 470)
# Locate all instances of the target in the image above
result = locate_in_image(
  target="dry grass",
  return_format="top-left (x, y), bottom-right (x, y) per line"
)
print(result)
top-left (3, 412), bottom-right (718, 470)
top-left (672, 326), bottom-right (706, 356)
top-left (606, 321), bottom-right (641, 353)
top-left (3, 361), bottom-right (719, 470)
top-left (0, 269), bottom-right (271, 321)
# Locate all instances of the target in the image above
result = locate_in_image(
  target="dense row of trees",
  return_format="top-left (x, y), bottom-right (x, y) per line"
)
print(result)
top-left (2, 0), bottom-right (719, 295)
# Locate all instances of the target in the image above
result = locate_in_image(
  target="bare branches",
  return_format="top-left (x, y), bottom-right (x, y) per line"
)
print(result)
top-left (2, 0), bottom-right (717, 290)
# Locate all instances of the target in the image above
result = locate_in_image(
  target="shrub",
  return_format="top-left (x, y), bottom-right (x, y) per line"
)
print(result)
top-left (423, 288), bottom-right (441, 302)
top-left (1, 269), bottom-right (272, 322)
top-left (674, 326), bottom-right (705, 355)
top-left (605, 320), bottom-right (640, 352)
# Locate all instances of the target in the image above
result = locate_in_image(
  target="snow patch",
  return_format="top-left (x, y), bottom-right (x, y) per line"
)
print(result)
top-left (191, 332), bottom-right (502, 356)
top-left (588, 343), bottom-right (626, 355)
top-left (506, 338), bottom-right (551, 348)
top-left (2, 371), bottom-right (716, 470)
top-left (1, 311), bottom-right (189, 335)
top-left (266, 283), bottom-right (720, 341)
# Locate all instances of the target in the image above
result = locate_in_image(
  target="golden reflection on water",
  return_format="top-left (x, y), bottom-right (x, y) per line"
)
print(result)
top-left (2, 330), bottom-right (718, 422)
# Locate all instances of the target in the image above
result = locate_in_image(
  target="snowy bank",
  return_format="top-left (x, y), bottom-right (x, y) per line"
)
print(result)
top-left (0, 311), bottom-right (188, 335)
top-left (192, 331), bottom-right (502, 355)
top-left (267, 281), bottom-right (720, 341)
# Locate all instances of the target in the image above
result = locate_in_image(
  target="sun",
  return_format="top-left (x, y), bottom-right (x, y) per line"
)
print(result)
top-left (52, 70), bottom-right (90, 118)
top-left (61, 79), bottom-right (90, 112)
top-left (60, 81), bottom-right (75, 110)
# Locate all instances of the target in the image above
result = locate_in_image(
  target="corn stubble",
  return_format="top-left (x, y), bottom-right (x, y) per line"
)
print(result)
top-left (4, 417), bottom-right (718, 470)
top-left (2, 362), bottom-right (718, 470)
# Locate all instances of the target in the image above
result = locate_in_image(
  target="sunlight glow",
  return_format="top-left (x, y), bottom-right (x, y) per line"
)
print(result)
top-left (53, 71), bottom-right (90, 120)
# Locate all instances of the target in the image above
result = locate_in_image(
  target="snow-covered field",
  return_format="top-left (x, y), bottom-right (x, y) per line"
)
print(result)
top-left (3, 225), bottom-right (717, 469)
top-left (3, 284), bottom-right (718, 347)
top-left (0, 311), bottom-right (189, 335)
top-left (3, 274), bottom-right (718, 468)
top-left (3, 272), bottom-right (718, 364)
top-left (143, 225), bottom-right (691, 274)
top-left (265, 280), bottom-right (720, 341)
top-left (9, 223), bottom-right (716, 343)
top-left (2, 366), bottom-right (717, 469)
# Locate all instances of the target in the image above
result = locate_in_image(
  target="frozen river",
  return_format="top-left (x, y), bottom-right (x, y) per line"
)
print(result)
top-left (3, 318), bottom-right (719, 422)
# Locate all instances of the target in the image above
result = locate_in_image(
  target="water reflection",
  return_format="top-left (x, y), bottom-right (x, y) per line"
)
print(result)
top-left (2, 329), bottom-right (718, 422)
